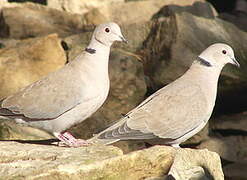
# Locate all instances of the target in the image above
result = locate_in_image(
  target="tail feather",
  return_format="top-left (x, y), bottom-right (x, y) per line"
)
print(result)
top-left (87, 118), bottom-right (127, 145)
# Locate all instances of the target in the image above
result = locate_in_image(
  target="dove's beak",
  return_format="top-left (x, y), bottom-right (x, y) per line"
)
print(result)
top-left (120, 36), bottom-right (128, 44)
top-left (231, 57), bottom-right (240, 68)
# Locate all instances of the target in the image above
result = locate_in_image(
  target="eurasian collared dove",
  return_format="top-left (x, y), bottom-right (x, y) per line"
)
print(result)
top-left (89, 43), bottom-right (240, 147)
top-left (0, 22), bottom-right (127, 147)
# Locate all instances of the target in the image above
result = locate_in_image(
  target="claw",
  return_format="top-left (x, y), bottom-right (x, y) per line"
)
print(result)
top-left (54, 132), bottom-right (91, 147)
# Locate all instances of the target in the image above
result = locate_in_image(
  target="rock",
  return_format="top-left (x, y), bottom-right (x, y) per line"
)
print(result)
top-left (219, 11), bottom-right (247, 32)
top-left (47, 0), bottom-right (124, 15)
top-left (0, 142), bottom-right (223, 180)
top-left (153, 1), bottom-right (218, 19)
top-left (0, 119), bottom-right (52, 140)
top-left (0, 38), bottom-right (20, 49)
top-left (168, 148), bottom-right (224, 180)
top-left (218, 0), bottom-right (247, 32)
top-left (198, 136), bottom-right (247, 162)
top-left (84, 0), bottom-right (206, 25)
top-left (211, 112), bottom-right (247, 132)
top-left (0, 2), bottom-right (87, 38)
top-left (182, 123), bottom-right (209, 146)
top-left (0, 0), bottom-right (7, 7)
top-left (0, 0), bottom-right (17, 10)
top-left (223, 161), bottom-right (247, 180)
top-left (0, 141), bottom-right (123, 179)
top-left (0, 33), bottom-right (66, 98)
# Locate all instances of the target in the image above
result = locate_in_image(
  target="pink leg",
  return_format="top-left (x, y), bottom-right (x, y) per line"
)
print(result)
top-left (54, 132), bottom-right (91, 147)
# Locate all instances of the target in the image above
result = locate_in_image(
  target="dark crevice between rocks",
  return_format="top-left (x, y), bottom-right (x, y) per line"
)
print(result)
top-left (0, 11), bottom-right (9, 38)
top-left (212, 129), bottom-right (247, 136)
top-left (140, 15), bottom-right (177, 96)
top-left (60, 40), bottom-right (70, 64)
top-left (165, 175), bottom-right (176, 180)
top-left (1, 139), bottom-right (59, 146)
top-left (213, 83), bottom-right (247, 116)
top-left (0, 43), bottom-right (5, 49)
top-left (180, 142), bottom-right (201, 149)
top-left (221, 158), bottom-right (234, 167)
top-left (202, 166), bottom-right (215, 180)
top-left (8, 0), bottom-right (47, 5)
top-left (206, 0), bottom-right (236, 13)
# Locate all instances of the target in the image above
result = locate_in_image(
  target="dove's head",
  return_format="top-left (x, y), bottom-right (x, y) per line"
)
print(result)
top-left (92, 22), bottom-right (127, 47)
top-left (198, 43), bottom-right (240, 68)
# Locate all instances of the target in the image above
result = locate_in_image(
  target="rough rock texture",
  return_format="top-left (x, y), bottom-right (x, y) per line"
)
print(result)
top-left (0, 1), bottom-right (206, 39)
top-left (198, 136), bottom-right (247, 162)
top-left (153, 1), bottom-right (218, 19)
top-left (84, 0), bottom-right (205, 25)
top-left (47, 0), bottom-right (124, 14)
top-left (0, 142), bottom-right (224, 180)
top-left (0, 2), bottom-right (87, 38)
top-left (0, 34), bottom-right (66, 98)
top-left (224, 161), bottom-right (247, 180)
top-left (0, 119), bottom-right (52, 140)
top-left (212, 112), bottom-right (247, 132)
top-left (219, 12), bottom-right (247, 32)
top-left (169, 148), bottom-right (224, 180)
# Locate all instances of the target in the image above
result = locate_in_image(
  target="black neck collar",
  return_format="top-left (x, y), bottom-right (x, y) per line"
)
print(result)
top-left (197, 57), bottom-right (212, 67)
top-left (85, 47), bottom-right (96, 54)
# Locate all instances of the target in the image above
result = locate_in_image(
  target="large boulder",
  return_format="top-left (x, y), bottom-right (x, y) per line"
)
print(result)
top-left (83, 0), bottom-right (206, 25)
top-left (0, 1), bottom-right (206, 39)
top-left (0, 142), bottom-right (224, 180)
top-left (47, 0), bottom-right (124, 14)
top-left (0, 2), bottom-right (87, 38)
top-left (0, 119), bottom-right (52, 140)
top-left (0, 34), bottom-right (66, 98)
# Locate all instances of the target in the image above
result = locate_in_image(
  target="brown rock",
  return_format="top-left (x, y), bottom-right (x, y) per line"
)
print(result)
top-left (47, 0), bottom-right (124, 14)
top-left (169, 148), bottom-right (224, 180)
top-left (153, 1), bottom-right (218, 19)
top-left (84, 0), bottom-right (206, 25)
top-left (0, 34), bottom-right (66, 98)
top-left (0, 142), bottom-right (224, 180)
top-left (0, 2), bottom-right (86, 38)
top-left (224, 161), bottom-right (247, 180)
top-left (0, 119), bottom-right (52, 140)
top-left (198, 136), bottom-right (247, 162)
top-left (211, 112), bottom-right (247, 132)
top-left (183, 123), bottom-right (209, 145)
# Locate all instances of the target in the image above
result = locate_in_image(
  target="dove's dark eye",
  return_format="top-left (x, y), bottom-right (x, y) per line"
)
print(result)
top-left (222, 50), bottom-right (227, 54)
top-left (105, 28), bottom-right (110, 33)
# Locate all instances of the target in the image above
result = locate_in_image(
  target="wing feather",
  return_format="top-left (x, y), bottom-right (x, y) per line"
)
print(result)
top-left (99, 81), bottom-right (210, 141)
top-left (0, 60), bottom-right (87, 121)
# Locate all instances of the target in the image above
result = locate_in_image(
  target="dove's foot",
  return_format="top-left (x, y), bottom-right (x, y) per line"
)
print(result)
top-left (54, 132), bottom-right (91, 147)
